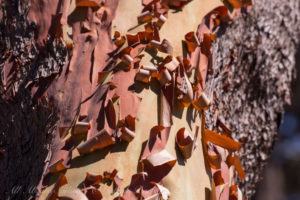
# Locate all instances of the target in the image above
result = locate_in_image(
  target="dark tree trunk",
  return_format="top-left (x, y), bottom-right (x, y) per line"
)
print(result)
top-left (0, 1), bottom-right (66, 199)
top-left (207, 0), bottom-right (300, 198)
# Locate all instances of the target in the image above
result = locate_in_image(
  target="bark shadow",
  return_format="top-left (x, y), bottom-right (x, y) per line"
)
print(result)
top-left (69, 140), bottom-right (129, 169)
top-left (173, 99), bottom-right (185, 119)
top-left (145, 48), bottom-right (165, 66)
top-left (132, 80), bottom-right (150, 94)
top-left (186, 104), bottom-right (196, 130)
top-left (181, 40), bottom-right (188, 59)
top-left (67, 7), bottom-right (88, 27)
top-left (136, 140), bottom-right (148, 172)
top-left (175, 143), bottom-right (186, 166)
top-left (43, 170), bottom-right (67, 188)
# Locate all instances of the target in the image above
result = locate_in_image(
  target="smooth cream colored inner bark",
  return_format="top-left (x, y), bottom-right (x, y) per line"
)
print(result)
top-left (42, 0), bottom-right (222, 199)
top-left (112, 0), bottom-right (222, 56)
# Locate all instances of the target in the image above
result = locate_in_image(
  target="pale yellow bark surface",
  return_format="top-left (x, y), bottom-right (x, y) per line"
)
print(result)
top-left (41, 0), bottom-right (222, 199)
top-left (113, 0), bottom-right (222, 57)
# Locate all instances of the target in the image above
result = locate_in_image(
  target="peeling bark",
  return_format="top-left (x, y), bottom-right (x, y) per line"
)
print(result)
top-left (0, 0), bottom-right (300, 199)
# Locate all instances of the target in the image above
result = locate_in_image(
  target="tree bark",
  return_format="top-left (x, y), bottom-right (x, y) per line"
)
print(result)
top-left (0, 1), bottom-right (66, 199)
top-left (207, 0), bottom-right (300, 198)
top-left (0, 0), bottom-right (300, 199)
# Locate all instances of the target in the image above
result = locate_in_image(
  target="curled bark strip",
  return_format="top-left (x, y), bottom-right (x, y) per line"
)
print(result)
top-left (203, 129), bottom-right (242, 152)
top-left (76, 0), bottom-right (102, 8)
top-left (123, 54), bottom-right (134, 65)
top-left (135, 68), bottom-right (151, 83)
top-left (103, 169), bottom-right (123, 192)
top-left (119, 127), bottom-right (136, 143)
top-left (84, 172), bottom-right (103, 187)
top-left (158, 69), bottom-right (172, 86)
top-left (138, 11), bottom-right (153, 24)
top-left (83, 186), bottom-right (103, 200)
top-left (164, 56), bottom-right (179, 72)
top-left (155, 14), bottom-right (167, 27)
top-left (213, 170), bottom-right (225, 186)
top-left (77, 130), bottom-right (115, 155)
top-left (150, 182), bottom-right (170, 200)
top-left (175, 127), bottom-right (199, 159)
top-left (192, 92), bottom-right (211, 110)
top-left (73, 122), bottom-right (91, 135)
top-left (144, 149), bottom-right (176, 168)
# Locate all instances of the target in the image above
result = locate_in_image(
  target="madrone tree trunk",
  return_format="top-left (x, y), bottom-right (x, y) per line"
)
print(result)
top-left (0, 0), bottom-right (299, 199)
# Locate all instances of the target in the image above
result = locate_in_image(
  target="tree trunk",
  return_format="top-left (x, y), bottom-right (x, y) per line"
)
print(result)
top-left (0, 0), bottom-right (299, 200)
top-left (207, 0), bottom-right (300, 198)
top-left (0, 1), bottom-right (66, 199)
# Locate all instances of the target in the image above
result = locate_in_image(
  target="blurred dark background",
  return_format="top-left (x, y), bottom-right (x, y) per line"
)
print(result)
top-left (254, 49), bottom-right (300, 200)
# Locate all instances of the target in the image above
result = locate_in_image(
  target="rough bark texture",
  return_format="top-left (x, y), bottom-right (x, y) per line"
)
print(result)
top-left (0, 0), bottom-right (300, 199)
top-left (0, 1), bottom-right (66, 199)
top-left (206, 0), bottom-right (300, 198)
